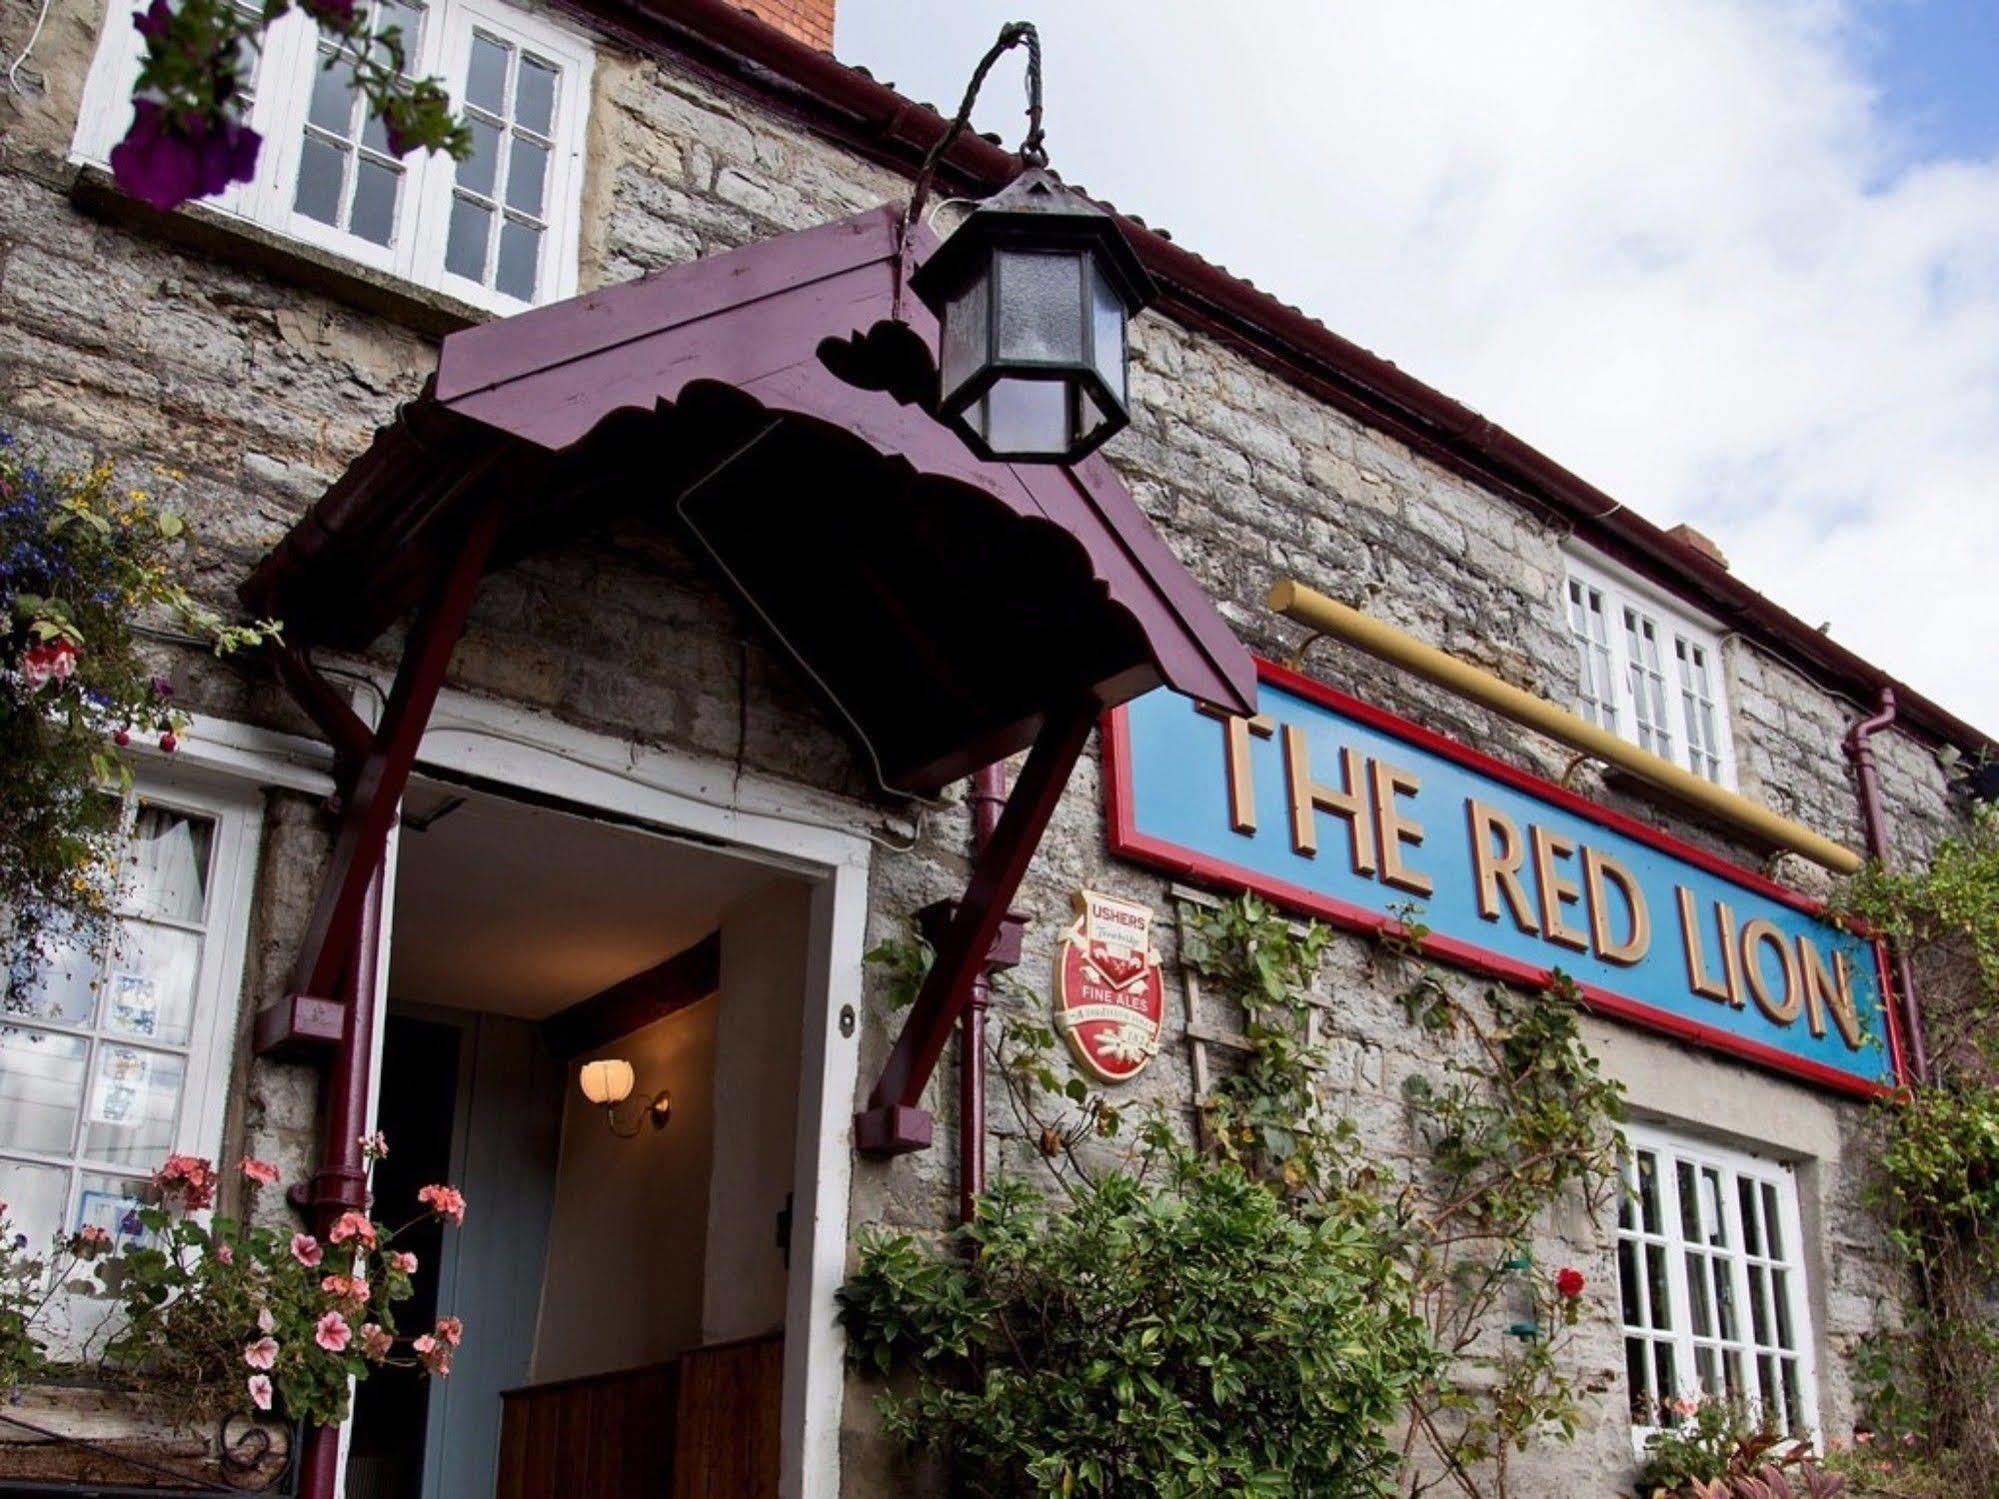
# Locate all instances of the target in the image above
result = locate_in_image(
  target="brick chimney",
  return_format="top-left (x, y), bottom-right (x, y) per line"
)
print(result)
top-left (1668, 523), bottom-right (1729, 571)
top-left (738, 0), bottom-right (835, 50)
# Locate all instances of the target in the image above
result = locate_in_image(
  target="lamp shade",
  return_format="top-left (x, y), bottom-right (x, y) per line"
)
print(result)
top-left (578, 1058), bottom-right (635, 1106)
top-left (910, 168), bottom-right (1157, 463)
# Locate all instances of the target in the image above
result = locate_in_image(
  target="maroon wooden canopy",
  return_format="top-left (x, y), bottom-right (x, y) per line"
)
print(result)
top-left (242, 206), bottom-right (1255, 795)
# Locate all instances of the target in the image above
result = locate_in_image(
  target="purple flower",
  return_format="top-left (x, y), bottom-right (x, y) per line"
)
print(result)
top-left (300, 0), bottom-right (361, 24)
top-left (132, 0), bottom-right (172, 41)
top-left (109, 100), bottom-right (260, 213)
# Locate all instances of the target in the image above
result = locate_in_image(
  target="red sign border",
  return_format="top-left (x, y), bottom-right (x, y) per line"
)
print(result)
top-left (1103, 657), bottom-right (1906, 1100)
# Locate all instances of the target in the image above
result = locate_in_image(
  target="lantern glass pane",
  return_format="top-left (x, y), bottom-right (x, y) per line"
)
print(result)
top-left (1088, 257), bottom-right (1128, 404)
top-left (940, 264), bottom-right (991, 404)
top-left (978, 377), bottom-right (1070, 457)
top-left (1076, 385), bottom-right (1110, 447)
top-left (996, 250), bottom-right (1085, 364)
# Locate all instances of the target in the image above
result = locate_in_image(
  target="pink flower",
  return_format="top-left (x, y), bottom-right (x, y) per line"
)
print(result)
top-left (1856, 1431), bottom-right (1874, 1445)
top-left (417, 1184), bottom-right (466, 1225)
top-left (243, 1336), bottom-right (278, 1371)
top-left (19, 640), bottom-right (79, 693)
top-left (239, 1157), bottom-right (281, 1186)
top-left (152, 1153), bottom-right (216, 1211)
top-left (434, 1315), bottom-right (463, 1348)
top-left (247, 1373), bottom-right (272, 1412)
top-left (69, 1225), bottom-right (112, 1259)
top-left (359, 1323), bottom-right (393, 1361)
top-left (389, 1250), bottom-right (417, 1275)
top-left (257, 1307), bottom-right (275, 1335)
top-left (290, 1234), bottom-right (322, 1269)
top-left (328, 1211), bottom-right (376, 1248)
top-left (320, 1273), bottom-right (371, 1309)
top-left (359, 1132), bottom-right (389, 1161)
top-left (412, 1334), bottom-right (452, 1377)
top-left (215, 1242), bottom-right (234, 1265)
top-left (314, 1311), bottom-right (351, 1353)
top-left (1667, 1395), bottom-right (1701, 1418)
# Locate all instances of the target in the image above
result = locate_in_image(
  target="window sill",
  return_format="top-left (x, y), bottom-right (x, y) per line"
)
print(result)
top-left (69, 163), bottom-right (492, 341)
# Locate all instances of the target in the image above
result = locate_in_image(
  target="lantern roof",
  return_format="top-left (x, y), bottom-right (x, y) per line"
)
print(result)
top-left (241, 205), bottom-right (1255, 796)
top-left (910, 167), bottom-right (1158, 315)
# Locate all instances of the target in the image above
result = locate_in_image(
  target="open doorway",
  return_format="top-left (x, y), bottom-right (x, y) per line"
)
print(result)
top-left (346, 778), bottom-right (814, 1499)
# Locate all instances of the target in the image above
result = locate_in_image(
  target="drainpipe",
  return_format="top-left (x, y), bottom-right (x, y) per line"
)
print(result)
top-left (959, 764), bottom-right (1007, 1225)
top-left (296, 864), bottom-right (386, 1499)
top-left (1844, 689), bottom-right (1930, 1084)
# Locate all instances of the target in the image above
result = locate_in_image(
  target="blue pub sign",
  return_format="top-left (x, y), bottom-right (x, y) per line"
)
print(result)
top-left (1104, 661), bottom-right (1902, 1096)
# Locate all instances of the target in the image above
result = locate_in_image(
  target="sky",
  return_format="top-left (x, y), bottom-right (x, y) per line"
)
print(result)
top-left (835, 1), bottom-right (1999, 730)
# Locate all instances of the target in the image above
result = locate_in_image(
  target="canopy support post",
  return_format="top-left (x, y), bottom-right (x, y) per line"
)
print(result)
top-left (253, 505), bottom-right (500, 1058)
top-left (855, 701), bottom-right (1094, 1156)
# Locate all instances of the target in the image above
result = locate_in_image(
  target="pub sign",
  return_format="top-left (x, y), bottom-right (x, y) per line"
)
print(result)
top-left (1105, 660), bottom-right (1901, 1096)
top-left (1054, 890), bottom-right (1167, 1084)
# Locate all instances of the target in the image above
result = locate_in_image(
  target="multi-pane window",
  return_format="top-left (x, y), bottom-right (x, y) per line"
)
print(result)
top-left (443, 33), bottom-right (560, 301)
top-left (1623, 606), bottom-right (1673, 762)
top-left (293, 0), bottom-right (426, 249)
top-left (1566, 578), bottom-right (1618, 732)
top-left (1617, 1124), bottom-right (1816, 1438)
top-left (72, 0), bottom-right (592, 315)
top-left (0, 786), bottom-right (258, 1266)
top-left (1678, 638), bottom-right (1723, 783)
top-left (1562, 554), bottom-right (1736, 786)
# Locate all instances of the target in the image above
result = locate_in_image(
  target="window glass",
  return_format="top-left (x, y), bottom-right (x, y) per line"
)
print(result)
top-left (1615, 1129), bottom-right (1813, 1436)
top-left (0, 799), bottom-right (224, 1266)
top-left (443, 30), bottom-right (559, 302)
top-left (1564, 557), bottom-right (1733, 785)
top-left (293, 3), bottom-right (423, 248)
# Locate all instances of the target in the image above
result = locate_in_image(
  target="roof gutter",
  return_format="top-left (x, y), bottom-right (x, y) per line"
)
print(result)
top-left (561, 0), bottom-right (1991, 760)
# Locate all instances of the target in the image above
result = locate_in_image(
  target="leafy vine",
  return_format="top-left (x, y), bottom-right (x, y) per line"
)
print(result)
top-left (841, 893), bottom-right (1628, 1497)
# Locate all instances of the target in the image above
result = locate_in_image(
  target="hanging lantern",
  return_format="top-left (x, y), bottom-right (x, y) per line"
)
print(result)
top-left (911, 167), bottom-right (1157, 463)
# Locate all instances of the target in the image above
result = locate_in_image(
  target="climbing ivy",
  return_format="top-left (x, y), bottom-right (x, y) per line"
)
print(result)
top-left (1833, 804), bottom-right (1999, 1491)
top-left (840, 894), bottom-right (1626, 1498)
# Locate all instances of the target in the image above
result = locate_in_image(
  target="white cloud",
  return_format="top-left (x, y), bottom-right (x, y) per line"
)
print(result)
top-left (837, 0), bottom-right (1999, 728)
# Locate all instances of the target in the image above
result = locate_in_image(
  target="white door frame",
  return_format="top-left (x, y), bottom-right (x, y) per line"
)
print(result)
top-left (402, 687), bottom-right (870, 1499)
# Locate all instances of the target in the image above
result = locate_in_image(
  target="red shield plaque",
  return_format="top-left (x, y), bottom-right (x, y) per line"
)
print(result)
top-left (1054, 890), bottom-right (1165, 1084)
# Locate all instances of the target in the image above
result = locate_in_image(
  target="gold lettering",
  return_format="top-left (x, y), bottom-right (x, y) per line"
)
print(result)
top-left (1467, 800), bottom-right (1538, 935)
top-left (1678, 887), bottom-right (1741, 1006)
top-left (1531, 826), bottom-right (1589, 952)
top-left (1200, 707), bottom-right (1275, 835)
top-left (1740, 918), bottom-right (1801, 1025)
top-left (1282, 727), bottom-right (1375, 874)
top-left (1583, 848), bottom-right (1650, 966)
top-left (1798, 938), bottom-right (1866, 1050)
top-left (1370, 761), bottom-right (1433, 896)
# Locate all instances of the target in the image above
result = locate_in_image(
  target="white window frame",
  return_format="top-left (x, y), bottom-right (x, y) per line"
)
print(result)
top-left (1617, 1121), bottom-right (1819, 1448)
top-left (1563, 550), bottom-right (1738, 788)
top-left (70, 0), bottom-right (593, 315)
top-left (0, 767), bottom-right (262, 1280)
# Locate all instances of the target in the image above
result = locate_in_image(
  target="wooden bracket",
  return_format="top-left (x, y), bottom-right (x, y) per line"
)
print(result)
top-left (854, 703), bottom-right (1094, 1156)
top-left (254, 508), bottom-right (501, 1056)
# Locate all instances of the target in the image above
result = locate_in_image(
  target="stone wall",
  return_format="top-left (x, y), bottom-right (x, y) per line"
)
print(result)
top-left (0, 4), bottom-right (1968, 1493)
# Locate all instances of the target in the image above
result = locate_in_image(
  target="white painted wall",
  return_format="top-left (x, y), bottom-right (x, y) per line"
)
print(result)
top-left (529, 997), bottom-right (719, 1382)
top-left (703, 881), bottom-right (810, 1343)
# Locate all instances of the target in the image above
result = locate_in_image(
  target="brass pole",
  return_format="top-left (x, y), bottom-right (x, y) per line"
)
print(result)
top-left (1267, 580), bottom-right (1862, 876)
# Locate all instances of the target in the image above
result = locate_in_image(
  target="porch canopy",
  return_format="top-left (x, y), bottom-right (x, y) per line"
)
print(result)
top-left (242, 204), bottom-right (1255, 1157)
top-left (241, 206), bottom-right (1253, 795)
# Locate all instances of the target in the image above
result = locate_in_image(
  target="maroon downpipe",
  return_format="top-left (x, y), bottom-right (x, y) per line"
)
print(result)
top-left (1845, 690), bottom-right (1930, 1084)
top-left (959, 764), bottom-right (1007, 1225)
top-left (297, 864), bottom-right (386, 1499)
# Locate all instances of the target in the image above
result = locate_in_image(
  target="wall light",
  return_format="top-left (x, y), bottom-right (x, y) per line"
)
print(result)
top-left (578, 1058), bottom-right (671, 1137)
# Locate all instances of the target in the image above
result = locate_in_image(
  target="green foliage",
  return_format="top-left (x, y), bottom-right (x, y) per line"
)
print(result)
top-left (845, 893), bottom-right (1627, 1498)
top-left (0, 1148), bottom-right (466, 1431)
top-left (839, 1159), bottom-right (1438, 1497)
top-left (1834, 808), bottom-right (1999, 1478)
top-left (0, 435), bottom-right (278, 968)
